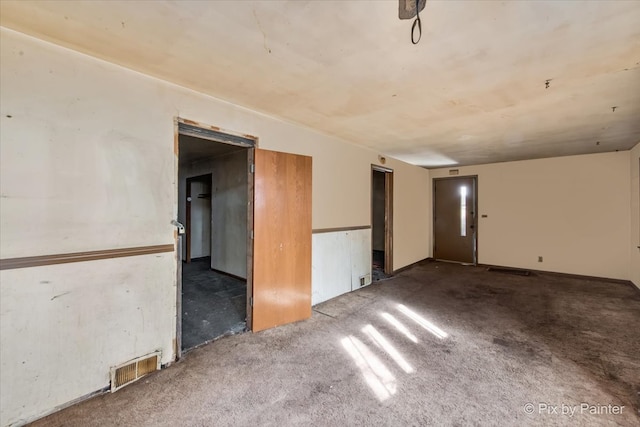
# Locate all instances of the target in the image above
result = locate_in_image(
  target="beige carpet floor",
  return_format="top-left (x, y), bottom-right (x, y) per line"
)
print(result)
top-left (32, 261), bottom-right (640, 426)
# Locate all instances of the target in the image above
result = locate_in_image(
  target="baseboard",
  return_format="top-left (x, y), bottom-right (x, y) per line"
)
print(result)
top-left (390, 259), bottom-right (634, 291)
top-left (392, 257), bottom-right (433, 275)
top-left (21, 385), bottom-right (110, 426)
top-left (478, 263), bottom-right (634, 287)
top-left (210, 268), bottom-right (247, 282)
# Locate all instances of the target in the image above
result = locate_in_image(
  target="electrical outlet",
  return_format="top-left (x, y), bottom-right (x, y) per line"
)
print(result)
top-left (538, 256), bottom-right (543, 262)
top-left (360, 277), bottom-right (365, 286)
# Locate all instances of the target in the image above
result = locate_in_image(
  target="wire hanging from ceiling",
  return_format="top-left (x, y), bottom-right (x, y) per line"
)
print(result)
top-left (411, 0), bottom-right (422, 44)
top-left (399, 0), bottom-right (426, 45)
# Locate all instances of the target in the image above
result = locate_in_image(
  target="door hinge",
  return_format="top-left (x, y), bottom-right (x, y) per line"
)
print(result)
top-left (250, 230), bottom-right (254, 240)
top-left (250, 163), bottom-right (255, 174)
top-left (250, 296), bottom-right (254, 307)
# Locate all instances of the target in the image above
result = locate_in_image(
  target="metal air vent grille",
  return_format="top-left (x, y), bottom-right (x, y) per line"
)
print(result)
top-left (110, 351), bottom-right (161, 392)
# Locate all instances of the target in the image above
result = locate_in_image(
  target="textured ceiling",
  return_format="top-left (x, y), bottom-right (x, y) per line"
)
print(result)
top-left (1, 0), bottom-right (639, 167)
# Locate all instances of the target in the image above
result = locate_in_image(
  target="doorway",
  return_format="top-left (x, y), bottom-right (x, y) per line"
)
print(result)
top-left (174, 118), bottom-right (314, 356)
top-left (185, 174), bottom-right (212, 264)
top-left (433, 176), bottom-right (477, 264)
top-left (371, 166), bottom-right (393, 279)
top-left (178, 131), bottom-right (251, 352)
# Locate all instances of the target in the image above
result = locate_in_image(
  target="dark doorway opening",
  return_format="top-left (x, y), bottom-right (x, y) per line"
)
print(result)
top-left (178, 133), bottom-right (250, 351)
top-left (371, 166), bottom-right (393, 281)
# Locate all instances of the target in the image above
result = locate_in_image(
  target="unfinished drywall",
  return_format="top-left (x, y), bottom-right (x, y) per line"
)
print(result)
top-left (631, 142), bottom-right (640, 288)
top-left (0, 28), bottom-right (430, 426)
top-left (210, 150), bottom-right (248, 278)
top-left (371, 170), bottom-right (385, 252)
top-left (430, 152), bottom-right (631, 280)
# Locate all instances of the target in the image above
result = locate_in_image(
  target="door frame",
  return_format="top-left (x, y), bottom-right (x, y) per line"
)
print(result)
top-left (173, 117), bottom-right (257, 360)
top-left (432, 175), bottom-right (478, 265)
top-left (371, 165), bottom-right (394, 274)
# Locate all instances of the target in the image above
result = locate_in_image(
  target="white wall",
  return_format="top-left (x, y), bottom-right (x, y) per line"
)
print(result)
top-left (431, 152), bottom-right (631, 280)
top-left (312, 229), bottom-right (371, 306)
top-left (0, 28), bottom-right (430, 426)
top-left (630, 142), bottom-right (640, 288)
top-left (0, 254), bottom-right (175, 427)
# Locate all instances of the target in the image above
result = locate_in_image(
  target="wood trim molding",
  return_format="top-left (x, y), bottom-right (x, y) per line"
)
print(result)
top-left (0, 244), bottom-right (175, 271)
top-left (312, 225), bottom-right (371, 234)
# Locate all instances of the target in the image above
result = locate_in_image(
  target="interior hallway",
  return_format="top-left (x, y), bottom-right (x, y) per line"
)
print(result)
top-left (182, 257), bottom-right (246, 350)
top-left (33, 262), bottom-right (640, 426)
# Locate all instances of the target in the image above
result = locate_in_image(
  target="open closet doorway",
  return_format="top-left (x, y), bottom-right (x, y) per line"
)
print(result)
top-left (371, 166), bottom-right (393, 281)
top-left (177, 122), bottom-right (253, 353)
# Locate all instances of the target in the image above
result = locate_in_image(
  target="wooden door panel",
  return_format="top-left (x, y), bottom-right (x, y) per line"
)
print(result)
top-left (252, 149), bottom-right (312, 332)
